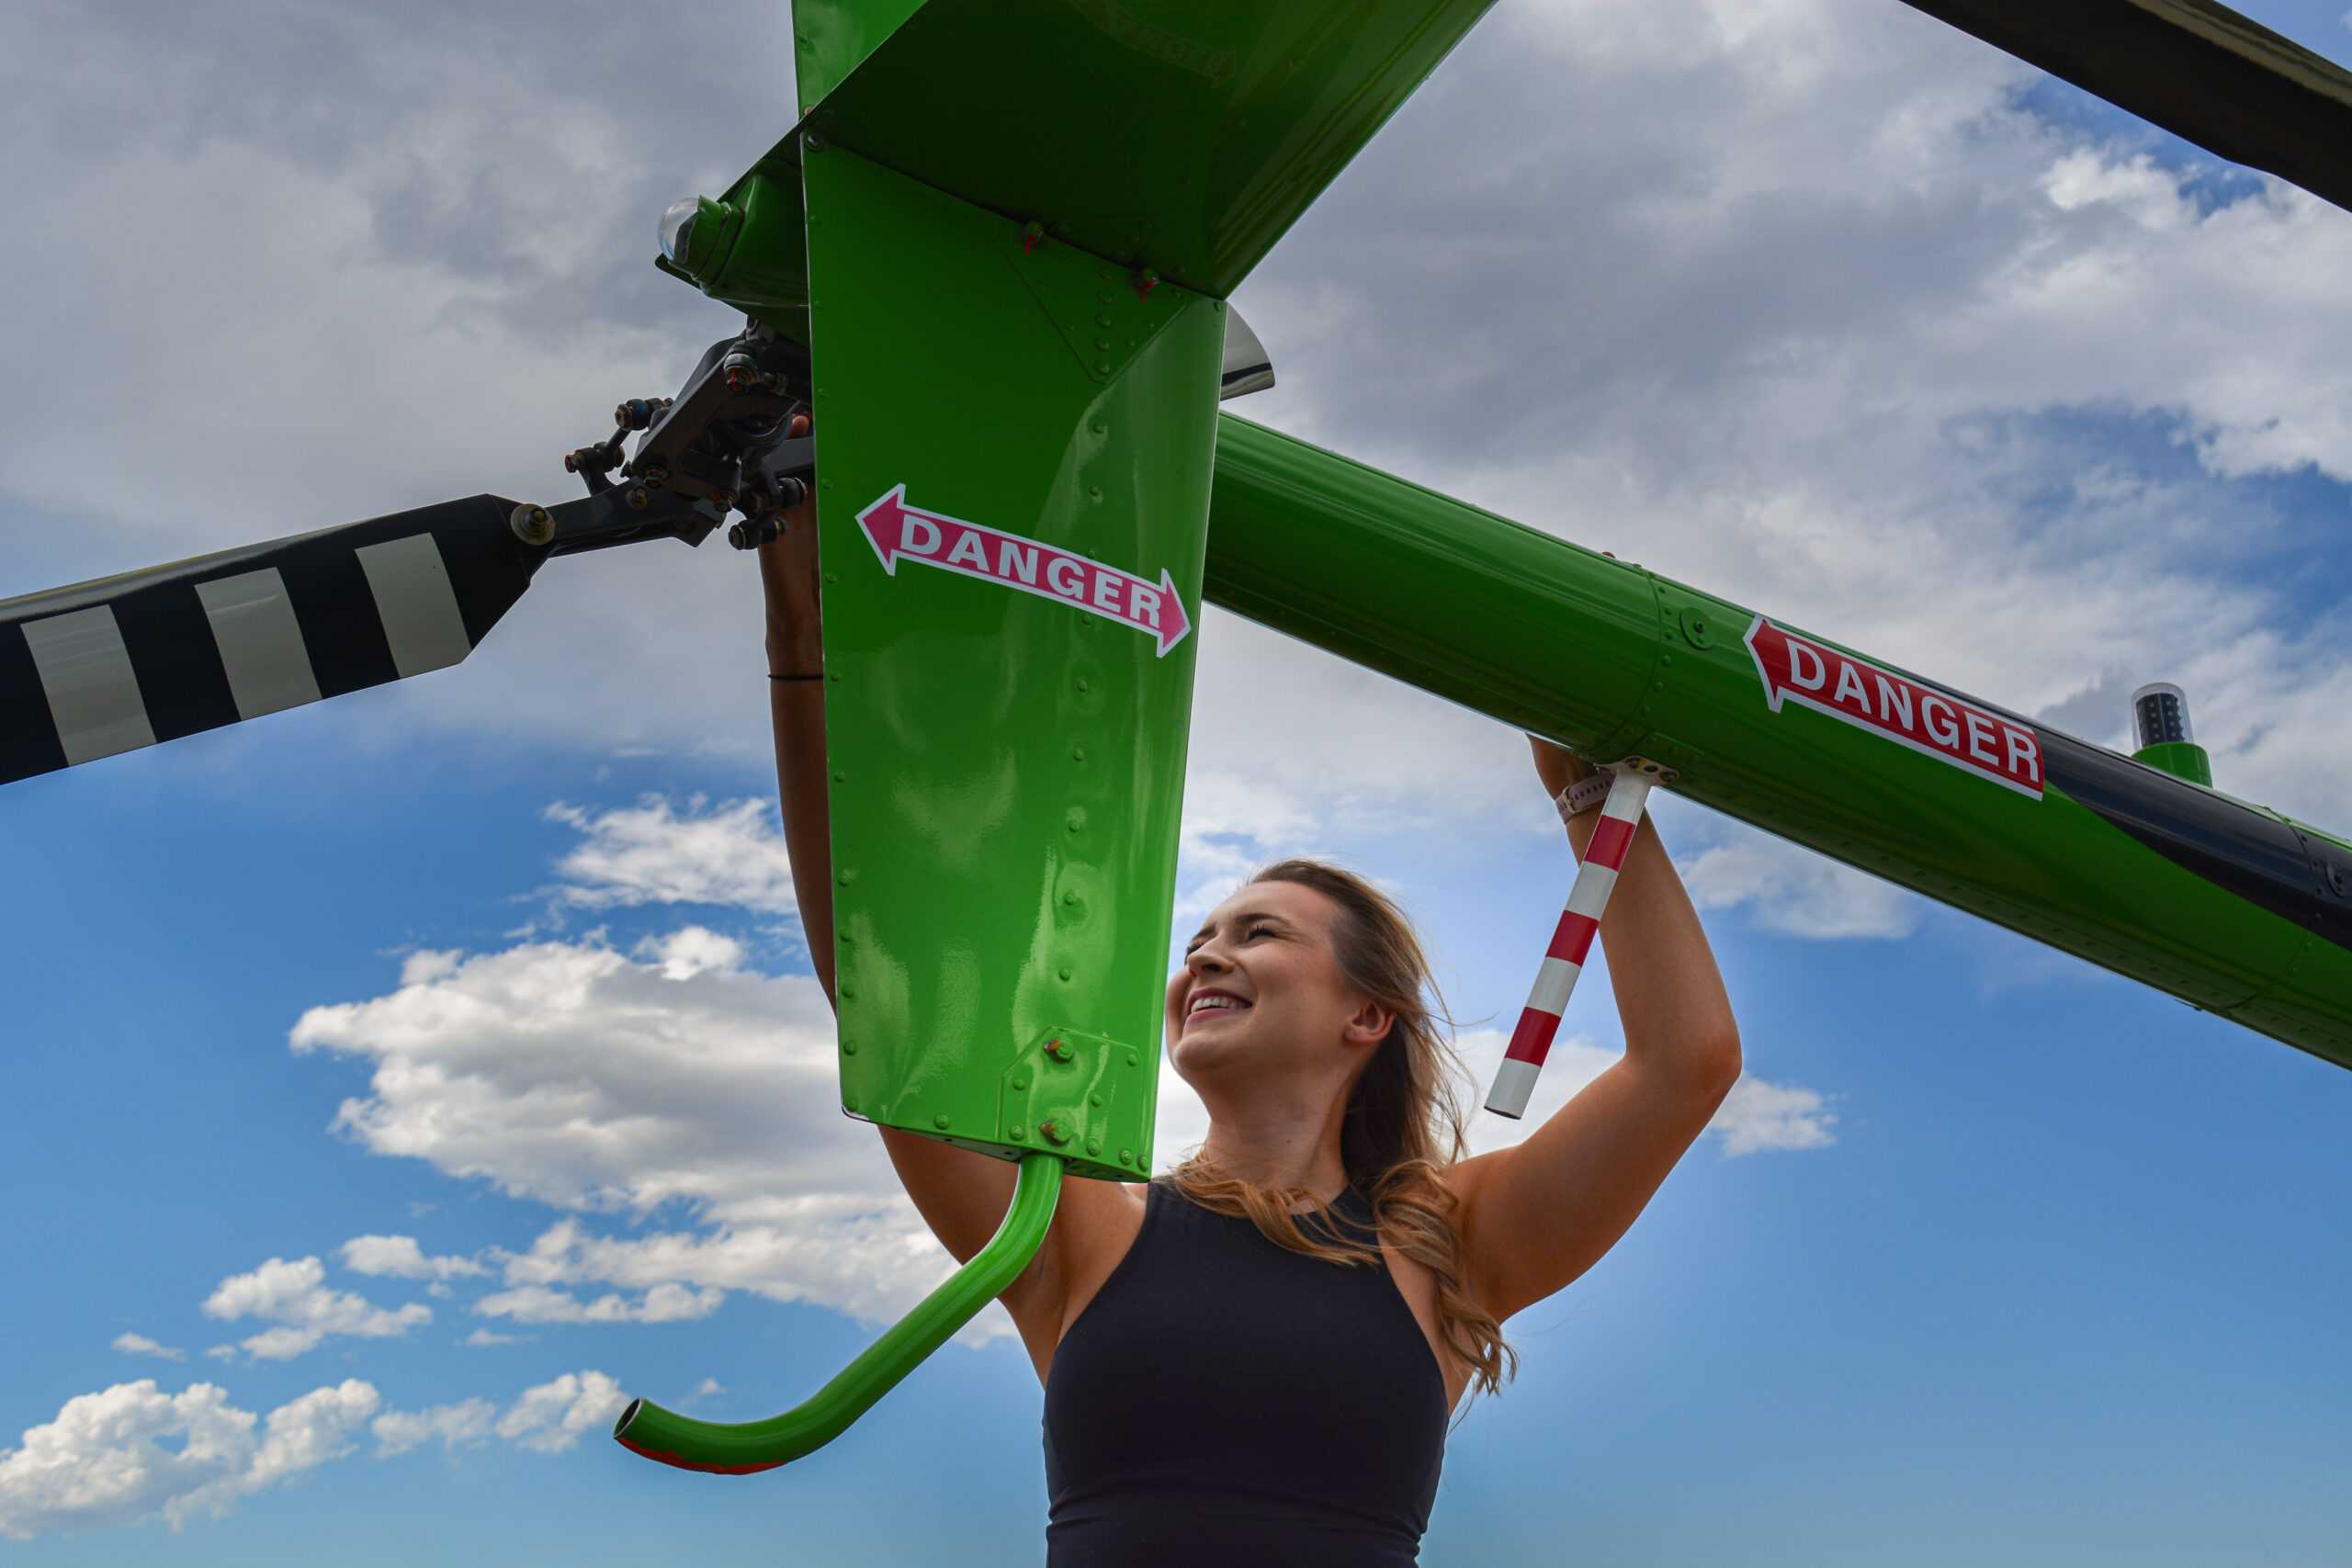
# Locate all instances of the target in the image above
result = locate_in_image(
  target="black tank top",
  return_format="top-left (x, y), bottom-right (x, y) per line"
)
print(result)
top-left (1043, 1177), bottom-right (1448, 1565)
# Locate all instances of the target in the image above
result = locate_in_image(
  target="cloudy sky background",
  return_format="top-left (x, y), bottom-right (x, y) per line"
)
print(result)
top-left (4, 1), bottom-right (2350, 1562)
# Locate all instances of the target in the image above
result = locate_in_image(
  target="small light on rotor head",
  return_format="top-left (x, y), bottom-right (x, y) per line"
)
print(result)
top-left (659, 197), bottom-right (702, 265)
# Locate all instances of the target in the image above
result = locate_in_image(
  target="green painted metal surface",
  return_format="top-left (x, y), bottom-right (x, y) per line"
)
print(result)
top-left (612, 1151), bottom-right (1063, 1472)
top-left (1204, 415), bottom-right (2352, 1070)
top-left (728, 0), bottom-right (1498, 307)
top-left (2135, 739), bottom-right (2214, 787)
top-left (806, 142), bottom-right (1224, 1179)
top-left (791, 0), bottom-right (925, 114)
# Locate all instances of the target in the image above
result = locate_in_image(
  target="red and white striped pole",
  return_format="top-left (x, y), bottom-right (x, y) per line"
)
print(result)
top-left (1485, 764), bottom-right (1654, 1119)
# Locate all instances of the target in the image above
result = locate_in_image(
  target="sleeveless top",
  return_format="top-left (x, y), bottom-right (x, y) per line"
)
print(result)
top-left (1042, 1177), bottom-right (1449, 1565)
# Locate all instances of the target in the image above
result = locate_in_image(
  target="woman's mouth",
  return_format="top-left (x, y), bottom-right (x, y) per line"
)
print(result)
top-left (1184, 994), bottom-right (1251, 1029)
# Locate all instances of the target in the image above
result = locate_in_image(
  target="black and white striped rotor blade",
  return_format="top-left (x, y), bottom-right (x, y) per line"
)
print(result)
top-left (1, 494), bottom-right (546, 787)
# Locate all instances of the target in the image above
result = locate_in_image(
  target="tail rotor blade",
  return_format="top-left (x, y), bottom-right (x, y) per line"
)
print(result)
top-left (1, 494), bottom-right (544, 787)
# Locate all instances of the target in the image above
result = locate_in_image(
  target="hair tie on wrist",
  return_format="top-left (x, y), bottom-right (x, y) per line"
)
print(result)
top-left (768, 671), bottom-right (824, 682)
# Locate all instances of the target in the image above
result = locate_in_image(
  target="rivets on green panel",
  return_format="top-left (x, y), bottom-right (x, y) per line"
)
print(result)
top-left (1058, 966), bottom-right (1072, 981)
top-left (1091, 421), bottom-right (1107, 435)
top-left (1094, 362), bottom-right (1111, 375)
top-left (1040, 1120), bottom-right (1069, 1145)
top-left (934, 1113), bottom-right (952, 1130)
top-left (1119, 1148), bottom-right (1134, 1166)
top-left (843, 1096), bottom-right (856, 1111)
top-left (1095, 315), bottom-right (1112, 328)
top-left (832, 769), bottom-right (847, 782)
top-left (837, 870), bottom-right (854, 886)
top-left (1089, 486), bottom-right (1103, 502)
top-left (840, 984), bottom-right (855, 999)
top-left (1066, 807), bottom-right (1087, 832)
top-left (1086, 1139), bottom-right (1102, 1156)
top-left (1076, 677), bottom-right (1091, 693)
top-left (1095, 338), bottom-right (1111, 351)
top-left (1011, 1125), bottom-right (1026, 1141)
top-left (1125, 1052), bottom-right (1138, 1067)
top-left (1063, 891), bottom-right (1080, 907)
top-left (841, 1039), bottom-right (856, 1055)
top-left (825, 572), bottom-right (839, 584)
top-left (1088, 1094), bottom-right (1102, 1109)
top-left (829, 669), bottom-right (842, 682)
top-left (1072, 746), bottom-right (1087, 762)
top-left (1012, 1069), bottom-right (1030, 1089)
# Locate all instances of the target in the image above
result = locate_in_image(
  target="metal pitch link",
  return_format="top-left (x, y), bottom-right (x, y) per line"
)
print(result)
top-left (614, 397), bottom-right (672, 431)
top-left (1486, 761), bottom-right (1657, 1120)
top-left (721, 353), bottom-right (784, 395)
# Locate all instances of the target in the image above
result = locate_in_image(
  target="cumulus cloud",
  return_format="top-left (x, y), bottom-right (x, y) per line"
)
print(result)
top-left (1680, 824), bottom-right (1928, 941)
top-left (369, 1399), bottom-right (494, 1459)
top-left (492, 1371), bottom-right (628, 1454)
top-left (200, 1258), bottom-right (431, 1361)
top-left (287, 925), bottom-right (1021, 1345)
top-left (337, 1235), bottom-right (487, 1282)
top-left (0, 1364), bottom-right (663, 1539)
top-left (109, 1333), bottom-right (186, 1362)
top-left (0, 1379), bottom-right (378, 1540)
top-left (544, 796), bottom-right (798, 914)
top-left (472, 1282), bottom-right (723, 1325)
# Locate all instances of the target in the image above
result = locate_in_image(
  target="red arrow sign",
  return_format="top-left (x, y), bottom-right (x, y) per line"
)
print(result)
top-left (1744, 615), bottom-right (2043, 799)
top-left (854, 485), bottom-right (1192, 657)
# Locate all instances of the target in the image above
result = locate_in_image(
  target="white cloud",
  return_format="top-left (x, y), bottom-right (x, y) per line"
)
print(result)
top-left (337, 1235), bottom-right (487, 1282)
top-left (200, 1257), bottom-right (431, 1361)
top-left (684, 1377), bottom-right (726, 1403)
top-left (472, 1282), bottom-right (723, 1325)
top-left (492, 1371), bottom-right (628, 1454)
top-left (109, 1333), bottom-right (186, 1362)
top-left (1680, 824), bottom-right (1927, 940)
top-left (370, 1399), bottom-right (494, 1459)
top-left (0, 1379), bottom-right (377, 1540)
top-left (545, 796), bottom-right (797, 914)
top-left (462, 1328), bottom-right (526, 1348)
top-left (288, 928), bottom-right (1019, 1346)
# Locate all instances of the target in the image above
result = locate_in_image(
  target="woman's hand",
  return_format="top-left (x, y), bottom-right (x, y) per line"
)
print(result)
top-left (1528, 734), bottom-right (1595, 803)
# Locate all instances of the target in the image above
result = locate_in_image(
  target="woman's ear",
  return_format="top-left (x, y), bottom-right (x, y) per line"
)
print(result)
top-left (1342, 1000), bottom-right (1393, 1051)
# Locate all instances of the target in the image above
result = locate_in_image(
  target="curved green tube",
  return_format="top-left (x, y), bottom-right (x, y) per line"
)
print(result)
top-left (612, 1150), bottom-right (1065, 1474)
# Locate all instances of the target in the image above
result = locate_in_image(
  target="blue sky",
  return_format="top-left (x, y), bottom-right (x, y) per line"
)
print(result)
top-left (5, 3), bottom-right (2352, 1564)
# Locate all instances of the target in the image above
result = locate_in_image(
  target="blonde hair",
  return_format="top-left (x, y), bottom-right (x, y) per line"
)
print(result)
top-left (1160, 858), bottom-right (1517, 1423)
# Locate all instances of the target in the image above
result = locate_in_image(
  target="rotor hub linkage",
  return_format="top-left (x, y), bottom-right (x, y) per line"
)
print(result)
top-left (555, 328), bottom-right (815, 546)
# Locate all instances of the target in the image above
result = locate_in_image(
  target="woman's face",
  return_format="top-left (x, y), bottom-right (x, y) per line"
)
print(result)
top-left (1164, 879), bottom-right (1389, 1089)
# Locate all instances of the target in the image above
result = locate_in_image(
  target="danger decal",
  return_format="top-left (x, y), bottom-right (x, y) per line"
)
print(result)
top-left (854, 485), bottom-right (1192, 657)
top-left (1744, 616), bottom-right (2043, 800)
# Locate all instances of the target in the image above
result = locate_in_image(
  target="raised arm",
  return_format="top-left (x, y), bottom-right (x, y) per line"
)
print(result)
top-left (1449, 739), bottom-right (1743, 1325)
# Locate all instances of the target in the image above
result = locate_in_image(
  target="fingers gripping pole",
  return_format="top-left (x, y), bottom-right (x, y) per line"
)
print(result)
top-left (612, 1150), bottom-right (1066, 1474)
top-left (1486, 767), bottom-right (1655, 1119)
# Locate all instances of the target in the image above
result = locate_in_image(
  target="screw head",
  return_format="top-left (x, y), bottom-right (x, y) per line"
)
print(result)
top-left (933, 1113), bottom-right (951, 1130)
top-left (1039, 1120), bottom-right (1069, 1145)
top-left (627, 487), bottom-right (650, 510)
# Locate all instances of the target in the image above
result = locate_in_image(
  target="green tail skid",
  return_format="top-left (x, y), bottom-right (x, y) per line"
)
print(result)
top-left (611, 1151), bottom-right (1064, 1472)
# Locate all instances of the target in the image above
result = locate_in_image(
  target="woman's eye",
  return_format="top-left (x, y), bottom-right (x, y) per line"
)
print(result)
top-left (1246, 926), bottom-right (1275, 940)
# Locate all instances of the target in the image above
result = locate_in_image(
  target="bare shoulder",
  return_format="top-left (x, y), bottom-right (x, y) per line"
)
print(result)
top-left (999, 1172), bottom-right (1148, 1382)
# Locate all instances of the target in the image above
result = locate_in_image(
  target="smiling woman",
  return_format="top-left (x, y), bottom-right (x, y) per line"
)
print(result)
top-left (759, 468), bottom-right (1744, 1563)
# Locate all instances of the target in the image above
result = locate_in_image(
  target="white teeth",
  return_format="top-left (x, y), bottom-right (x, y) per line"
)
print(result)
top-left (1188, 996), bottom-right (1249, 1017)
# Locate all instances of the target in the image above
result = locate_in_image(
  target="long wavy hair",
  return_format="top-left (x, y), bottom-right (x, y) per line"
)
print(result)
top-left (1160, 858), bottom-right (1518, 1423)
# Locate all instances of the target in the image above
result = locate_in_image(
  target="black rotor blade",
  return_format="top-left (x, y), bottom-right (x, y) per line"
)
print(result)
top-left (1, 495), bottom-right (544, 787)
top-left (1896, 0), bottom-right (2352, 215)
